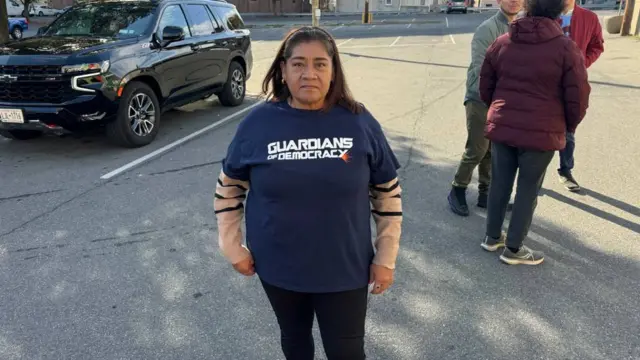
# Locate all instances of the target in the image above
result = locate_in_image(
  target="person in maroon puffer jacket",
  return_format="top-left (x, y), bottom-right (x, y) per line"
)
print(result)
top-left (477, 0), bottom-right (590, 266)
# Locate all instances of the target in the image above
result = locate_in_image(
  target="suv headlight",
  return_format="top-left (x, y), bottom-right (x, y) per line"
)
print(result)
top-left (67, 61), bottom-right (110, 93)
top-left (63, 60), bottom-right (110, 74)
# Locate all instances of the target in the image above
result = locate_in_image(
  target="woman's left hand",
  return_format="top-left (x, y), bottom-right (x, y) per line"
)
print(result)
top-left (369, 264), bottom-right (394, 295)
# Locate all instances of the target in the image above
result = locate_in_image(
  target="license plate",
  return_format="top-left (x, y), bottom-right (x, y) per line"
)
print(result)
top-left (0, 109), bottom-right (24, 124)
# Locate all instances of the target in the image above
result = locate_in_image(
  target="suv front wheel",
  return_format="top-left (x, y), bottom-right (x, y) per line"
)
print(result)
top-left (106, 81), bottom-right (160, 148)
top-left (218, 61), bottom-right (245, 107)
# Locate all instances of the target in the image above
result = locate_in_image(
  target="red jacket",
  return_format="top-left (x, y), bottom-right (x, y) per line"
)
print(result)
top-left (564, 6), bottom-right (604, 68)
top-left (479, 17), bottom-right (591, 152)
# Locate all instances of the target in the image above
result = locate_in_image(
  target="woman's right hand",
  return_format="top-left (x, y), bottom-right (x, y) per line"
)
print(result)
top-left (232, 254), bottom-right (255, 276)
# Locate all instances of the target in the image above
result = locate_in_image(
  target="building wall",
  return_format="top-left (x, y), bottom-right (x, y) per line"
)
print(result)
top-left (227, 0), bottom-right (310, 13)
top-left (48, 0), bottom-right (72, 9)
top-left (337, 0), bottom-right (403, 13)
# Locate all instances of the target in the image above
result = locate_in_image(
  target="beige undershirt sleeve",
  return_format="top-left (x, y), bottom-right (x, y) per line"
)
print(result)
top-left (213, 169), bottom-right (251, 264)
top-left (369, 177), bottom-right (403, 269)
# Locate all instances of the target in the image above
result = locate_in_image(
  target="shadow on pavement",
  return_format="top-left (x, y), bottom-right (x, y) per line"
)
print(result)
top-left (363, 133), bottom-right (639, 359)
top-left (341, 52), bottom-right (468, 70)
top-left (589, 80), bottom-right (640, 91)
top-left (1, 121), bottom-right (638, 360)
top-left (539, 188), bottom-right (640, 234)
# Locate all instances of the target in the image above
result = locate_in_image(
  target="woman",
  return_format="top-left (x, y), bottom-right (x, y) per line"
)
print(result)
top-left (478, 0), bottom-right (590, 265)
top-left (213, 26), bottom-right (403, 359)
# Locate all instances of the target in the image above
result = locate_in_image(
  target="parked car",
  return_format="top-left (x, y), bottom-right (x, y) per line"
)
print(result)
top-left (7, 17), bottom-right (28, 40)
top-left (446, 0), bottom-right (469, 13)
top-left (0, 0), bottom-right (253, 147)
top-left (29, 4), bottom-right (65, 16)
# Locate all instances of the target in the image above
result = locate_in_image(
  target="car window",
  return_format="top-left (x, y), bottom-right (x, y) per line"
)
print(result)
top-left (184, 4), bottom-right (214, 36)
top-left (211, 5), bottom-right (245, 30)
top-left (157, 5), bottom-right (191, 40)
top-left (43, 3), bottom-right (156, 38)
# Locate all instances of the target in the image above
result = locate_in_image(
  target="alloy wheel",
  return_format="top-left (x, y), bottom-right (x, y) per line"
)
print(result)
top-left (128, 93), bottom-right (155, 137)
top-left (230, 69), bottom-right (244, 100)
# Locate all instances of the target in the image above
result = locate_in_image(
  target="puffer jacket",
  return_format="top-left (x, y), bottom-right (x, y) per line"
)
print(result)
top-left (479, 16), bottom-right (591, 152)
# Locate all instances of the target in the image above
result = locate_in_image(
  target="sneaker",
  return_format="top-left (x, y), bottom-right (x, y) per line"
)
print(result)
top-left (481, 232), bottom-right (506, 252)
top-left (477, 192), bottom-right (488, 208)
top-left (447, 186), bottom-right (469, 216)
top-left (558, 171), bottom-right (581, 192)
top-left (499, 245), bottom-right (544, 265)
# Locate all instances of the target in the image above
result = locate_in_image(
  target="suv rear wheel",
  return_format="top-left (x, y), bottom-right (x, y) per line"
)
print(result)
top-left (218, 61), bottom-right (245, 107)
top-left (0, 129), bottom-right (43, 140)
top-left (106, 81), bottom-right (160, 148)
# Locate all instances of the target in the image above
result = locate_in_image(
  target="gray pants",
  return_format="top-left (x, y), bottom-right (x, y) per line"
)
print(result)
top-left (452, 100), bottom-right (491, 194)
top-left (486, 142), bottom-right (554, 249)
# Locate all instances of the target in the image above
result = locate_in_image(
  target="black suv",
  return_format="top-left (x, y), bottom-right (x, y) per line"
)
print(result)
top-left (0, 0), bottom-right (252, 147)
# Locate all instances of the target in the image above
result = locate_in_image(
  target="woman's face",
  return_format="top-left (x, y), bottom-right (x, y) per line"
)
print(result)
top-left (281, 40), bottom-right (333, 110)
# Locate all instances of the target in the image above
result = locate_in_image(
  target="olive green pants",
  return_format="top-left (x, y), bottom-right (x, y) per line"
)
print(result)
top-left (452, 100), bottom-right (491, 194)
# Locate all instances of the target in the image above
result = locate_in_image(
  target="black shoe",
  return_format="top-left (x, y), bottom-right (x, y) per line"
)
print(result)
top-left (558, 171), bottom-right (581, 192)
top-left (447, 186), bottom-right (469, 216)
top-left (499, 245), bottom-right (544, 265)
top-left (477, 192), bottom-right (488, 208)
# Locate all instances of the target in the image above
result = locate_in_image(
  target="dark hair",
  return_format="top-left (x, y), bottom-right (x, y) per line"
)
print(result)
top-left (261, 26), bottom-right (363, 114)
top-left (526, 0), bottom-right (565, 18)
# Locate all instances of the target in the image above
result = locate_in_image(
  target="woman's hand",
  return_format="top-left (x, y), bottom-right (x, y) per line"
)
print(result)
top-left (232, 254), bottom-right (255, 276)
top-left (369, 264), bottom-right (394, 295)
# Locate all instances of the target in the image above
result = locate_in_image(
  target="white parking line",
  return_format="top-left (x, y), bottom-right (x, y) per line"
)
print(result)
top-left (341, 43), bottom-right (447, 49)
top-left (446, 17), bottom-right (449, 28)
top-left (369, 25), bottom-right (376, 29)
top-left (449, 34), bottom-right (456, 44)
top-left (407, 23), bottom-right (412, 28)
top-left (100, 101), bottom-right (264, 180)
top-left (390, 36), bottom-right (401, 46)
top-left (337, 38), bottom-right (353, 47)
top-left (332, 25), bottom-right (344, 31)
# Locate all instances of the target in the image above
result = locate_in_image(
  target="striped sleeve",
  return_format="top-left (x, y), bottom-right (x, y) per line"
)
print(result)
top-left (214, 169), bottom-right (251, 264)
top-left (369, 177), bottom-right (402, 269)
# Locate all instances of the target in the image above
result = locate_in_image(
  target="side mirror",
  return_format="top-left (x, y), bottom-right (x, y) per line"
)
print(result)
top-left (37, 26), bottom-right (48, 36)
top-left (161, 26), bottom-right (184, 46)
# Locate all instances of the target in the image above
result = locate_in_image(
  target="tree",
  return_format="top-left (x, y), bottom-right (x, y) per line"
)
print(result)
top-left (16, 0), bottom-right (31, 18)
top-left (0, 0), bottom-right (10, 44)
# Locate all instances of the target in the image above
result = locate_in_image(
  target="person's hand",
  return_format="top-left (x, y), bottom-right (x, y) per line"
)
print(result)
top-left (369, 264), bottom-right (394, 295)
top-left (232, 254), bottom-right (255, 276)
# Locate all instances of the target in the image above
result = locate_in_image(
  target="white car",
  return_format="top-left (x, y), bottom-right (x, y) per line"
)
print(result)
top-left (29, 4), bottom-right (63, 16)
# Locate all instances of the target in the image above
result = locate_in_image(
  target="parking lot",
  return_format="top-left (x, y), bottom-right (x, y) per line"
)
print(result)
top-left (1, 11), bottom-right (640, 360)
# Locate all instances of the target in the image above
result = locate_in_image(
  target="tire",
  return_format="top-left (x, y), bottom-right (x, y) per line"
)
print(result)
top-left (0, 129), bottom-right (43, 140)
top-left (38, 11), bottom-right (44, 16)
top-left (218, 61), bottom-right (246, 107)
top-left (11, 26), bottom-right (22, 40)
top-left (463, 9), bottom-right (468, 13)
top-left (106, 81), bottom-right (161, 148)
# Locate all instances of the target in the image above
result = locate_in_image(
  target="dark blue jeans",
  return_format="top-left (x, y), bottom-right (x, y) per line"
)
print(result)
top-left (558, 132), bottom-right (575, 173)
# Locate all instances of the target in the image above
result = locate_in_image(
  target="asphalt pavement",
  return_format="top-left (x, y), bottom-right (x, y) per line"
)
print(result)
top-left (1, 11), bottom-right (639, 360)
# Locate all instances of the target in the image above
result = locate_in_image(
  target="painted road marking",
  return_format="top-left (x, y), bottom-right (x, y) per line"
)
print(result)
top-left (337, 38), bottom-right (353, 47)
top-left (100, 101), bottom-right (264, 180)
top-left (390, 36), bottom-right (401, 46)
top-left (449, 34), bottom-right (456, 44)
top-left (333, 25), bottom-right (343, 31)
top-left (446, 17), bottom-right (449, 28)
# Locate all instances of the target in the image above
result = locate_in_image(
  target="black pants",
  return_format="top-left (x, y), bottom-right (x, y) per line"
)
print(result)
top-left (486, 142), bottom-right (554, 249)
top-left (260, 278), bottom-right (368, 360)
